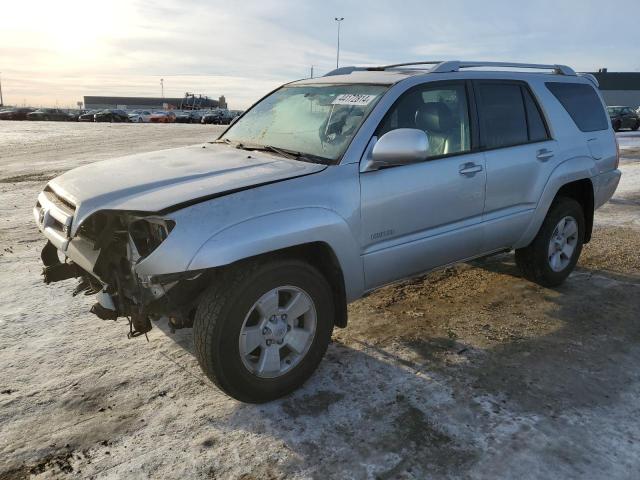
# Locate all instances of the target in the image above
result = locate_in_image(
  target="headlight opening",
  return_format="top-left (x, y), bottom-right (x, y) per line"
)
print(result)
top-left (129, 218), bottom-right (175, 258)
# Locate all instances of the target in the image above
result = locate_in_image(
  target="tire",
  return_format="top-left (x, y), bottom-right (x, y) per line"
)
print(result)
top-left (632, 122), bottom-right (639, 131)
top-left (515, 197), bottom-right (585, 288)
top-left (613, 120), bottom-right (621, 132)
top-left (193, 258), bottom-right (335, 403)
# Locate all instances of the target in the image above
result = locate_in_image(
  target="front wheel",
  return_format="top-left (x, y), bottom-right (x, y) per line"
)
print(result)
top-left (515, 197), bottom-right (585, 287)
top-left (632, 121), bottom-right (639, 131)
top-left (193, 258), bottom-right (335, 403)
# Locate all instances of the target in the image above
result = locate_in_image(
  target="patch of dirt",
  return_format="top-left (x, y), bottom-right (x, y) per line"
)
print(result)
top-left (581, 226), bottom-right (640, 276)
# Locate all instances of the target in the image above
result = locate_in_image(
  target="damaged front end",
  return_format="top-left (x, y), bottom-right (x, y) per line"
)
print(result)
top-left (35, 188), bottom-right (209, 338)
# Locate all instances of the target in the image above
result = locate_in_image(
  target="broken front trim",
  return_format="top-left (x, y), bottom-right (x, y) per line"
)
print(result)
top-left (38, 207), bottom-right (210, 338)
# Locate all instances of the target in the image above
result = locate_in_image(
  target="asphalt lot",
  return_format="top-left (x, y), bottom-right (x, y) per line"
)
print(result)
top-left (0, 122), bottom-right (639, 479)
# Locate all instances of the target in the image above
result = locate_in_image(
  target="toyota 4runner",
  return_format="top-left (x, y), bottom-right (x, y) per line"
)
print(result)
top-left (34, 61), bottom-right (621, 402)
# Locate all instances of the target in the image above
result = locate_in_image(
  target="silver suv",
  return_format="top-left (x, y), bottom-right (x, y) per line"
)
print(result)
top-left (34, 61), bottom-right (621, 402)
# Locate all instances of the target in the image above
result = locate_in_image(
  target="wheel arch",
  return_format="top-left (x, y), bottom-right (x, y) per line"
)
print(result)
top-left (224, 241), bottom-right (349, 328)
top-left (555, 178), bottom-right (595, 243)
top-left (185, 207), bottom-right (364, 308)
top-left (515, 156), bottom-right (597, 248)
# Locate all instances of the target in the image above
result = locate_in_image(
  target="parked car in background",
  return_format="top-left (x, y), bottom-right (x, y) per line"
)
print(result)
top-left (0, 107), bottom-right (35, 120)
top-left (201, 110), bottom-right (235, 125)
top-left (78, 110), bottom-right (98, 122)
top-left (201, 111), bottom-right (224, 124)
top-left (607, 106), bottom-right (640, 131)
top-left (94, 109), bottom-right (130, 123)
top-left (66, 110), bottom-right (81, 122)
top-left (188, 110), bottom-right (205, 123)
top-left (174, 111), bottom-right (191, 123)
top-left (26, 108), bottom-right (71, 121)
top-left (128, 110), bottom-right (152, 123)
top-left (174, 111), bottom-right (202, 123)
top-left (149, 111), bottom-right (176, 123)
top-left (33, 60), bottom-right (620, 402)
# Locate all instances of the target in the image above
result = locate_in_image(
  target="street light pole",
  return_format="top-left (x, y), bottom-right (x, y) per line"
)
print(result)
top-left (334, 17), bottom-right (344, 69)
top-left (160, 78), bottom-right (164, 99)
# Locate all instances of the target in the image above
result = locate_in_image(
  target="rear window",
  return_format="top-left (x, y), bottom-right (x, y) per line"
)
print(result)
top-left (546, 82), bottom-right (608, 132)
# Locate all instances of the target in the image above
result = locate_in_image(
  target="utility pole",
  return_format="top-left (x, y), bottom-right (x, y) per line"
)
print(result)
top-left (160, 78), bottom-right (164, 99)
top-left (0, 72), bottom-right (4, 107)
top-left (334, 17), bottom-right (344, 69)
top-left (310, 65), bottom-right (314, 78)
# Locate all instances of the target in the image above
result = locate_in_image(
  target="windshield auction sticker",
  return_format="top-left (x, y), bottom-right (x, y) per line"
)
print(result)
top-left (331, 94), bottom-right (377, 106)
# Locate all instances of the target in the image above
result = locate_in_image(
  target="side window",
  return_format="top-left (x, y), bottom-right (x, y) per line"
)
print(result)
top-left (522, 88), bottom-right (549, 142)
top-left (377, 83), bottom-right (471, 158)
top-left (546, 82), bottom-right (608, 132)
top-left (476, 83), bottom-right (528, 149)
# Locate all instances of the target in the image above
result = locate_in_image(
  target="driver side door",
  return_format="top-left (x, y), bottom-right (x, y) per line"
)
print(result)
top-left (359, 80), bottom-right (487, 290)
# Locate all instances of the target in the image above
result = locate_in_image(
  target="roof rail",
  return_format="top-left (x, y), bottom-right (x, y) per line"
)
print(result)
top-left (324, 61), bottom-right (577, 77)
top-left (324, 66), bottom-right (367, 76)
top-left (578, 72), bottom-right (599, 87)
top-left (366, 61), bottom-right (443, 71)
top-left (430, 61), bottom-right (576, 76)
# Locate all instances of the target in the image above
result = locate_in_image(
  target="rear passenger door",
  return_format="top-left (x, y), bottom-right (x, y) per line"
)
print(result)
top-left (474, 80), bottom-right (555, 251)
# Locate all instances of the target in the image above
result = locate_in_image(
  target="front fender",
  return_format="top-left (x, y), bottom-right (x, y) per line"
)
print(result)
top-left (514, 155), bottom-right (597, 249)
top-left (187, 207), bottom-right (364, 301)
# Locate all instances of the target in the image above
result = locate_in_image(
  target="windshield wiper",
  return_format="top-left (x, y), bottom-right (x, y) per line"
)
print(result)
top-left (248, 145), bottom-right (331, 164)
top-left (215, 139), bottom-right (331, 164)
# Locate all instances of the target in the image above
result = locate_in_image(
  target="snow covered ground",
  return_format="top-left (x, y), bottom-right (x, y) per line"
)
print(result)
top-left (1, 122), bottom-right (639, 479)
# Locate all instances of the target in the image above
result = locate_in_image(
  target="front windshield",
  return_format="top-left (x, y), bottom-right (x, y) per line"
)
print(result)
top-left (222, 83), bottom-right (388, 162)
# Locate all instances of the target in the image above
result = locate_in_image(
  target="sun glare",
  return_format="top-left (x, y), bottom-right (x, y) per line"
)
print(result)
top-left (3, 0), bottom-right (122, 55)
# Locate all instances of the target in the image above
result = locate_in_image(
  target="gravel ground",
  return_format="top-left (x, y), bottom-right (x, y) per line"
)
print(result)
top-left (1, 122), bottom-right (639, 479)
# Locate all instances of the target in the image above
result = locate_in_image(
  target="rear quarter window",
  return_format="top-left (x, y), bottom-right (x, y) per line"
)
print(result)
top-left (546, 82), bottom-right (609, 132)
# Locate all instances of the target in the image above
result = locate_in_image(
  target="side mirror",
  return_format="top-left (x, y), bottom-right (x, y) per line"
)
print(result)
top-left (363, 128), bottom-right (429, 172)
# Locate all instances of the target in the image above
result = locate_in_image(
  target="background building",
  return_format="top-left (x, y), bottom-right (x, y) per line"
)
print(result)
top-left (84, 95), bottom-right (227, 110)
top-left (589, 69), bottom-right (640, 107)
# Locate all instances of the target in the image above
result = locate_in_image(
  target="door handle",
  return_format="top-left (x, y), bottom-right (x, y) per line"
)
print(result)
top-left (459, 162), bottom-right (483, 175)
top-left (536, 148), bottom-right (554, 161)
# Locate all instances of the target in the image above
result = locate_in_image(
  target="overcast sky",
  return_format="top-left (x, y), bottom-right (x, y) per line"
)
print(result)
top-left (2, 0), bottom-right (639, 109)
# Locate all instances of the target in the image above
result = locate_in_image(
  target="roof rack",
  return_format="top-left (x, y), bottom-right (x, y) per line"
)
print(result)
top-left (366, 61), bottom-right (443, 71)
top-left (324, 60), bottom-right (576, 77)
top-left (430, 61), bottom-right (576, 76)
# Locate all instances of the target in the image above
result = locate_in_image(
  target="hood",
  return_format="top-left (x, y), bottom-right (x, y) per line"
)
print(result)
top-left (48, 143), bottom-right (327, 235)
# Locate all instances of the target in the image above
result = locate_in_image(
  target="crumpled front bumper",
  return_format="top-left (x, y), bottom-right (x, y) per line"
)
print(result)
top-left (33, 189), bottom-right (100, 274)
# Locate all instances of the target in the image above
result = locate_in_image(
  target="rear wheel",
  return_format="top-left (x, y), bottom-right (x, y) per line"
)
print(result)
top-left (193, 258), bottom-right (334, 403)
top-left (632, 121), bottom-right (639, 131)
top-left (613, 120), bottom-right (622, 132)
top-left (515, 197), bottom-right (585, 287)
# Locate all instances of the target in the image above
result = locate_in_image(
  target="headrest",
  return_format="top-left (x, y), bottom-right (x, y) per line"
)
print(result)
top-left (415, 102), bottom-right (455, 133)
